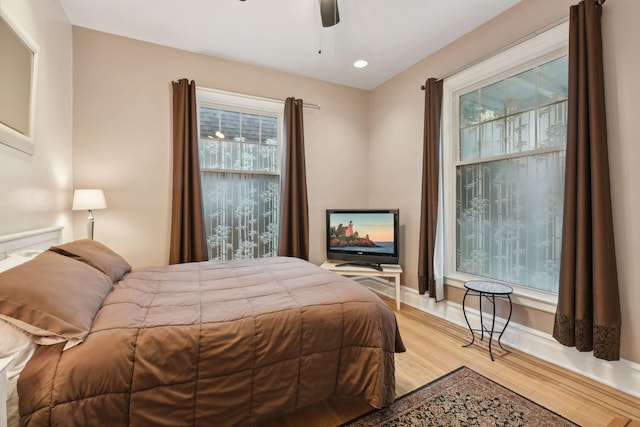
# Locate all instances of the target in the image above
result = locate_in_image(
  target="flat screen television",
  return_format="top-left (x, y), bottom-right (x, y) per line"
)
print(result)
top-left (326, 209), bottom-right (399, 271)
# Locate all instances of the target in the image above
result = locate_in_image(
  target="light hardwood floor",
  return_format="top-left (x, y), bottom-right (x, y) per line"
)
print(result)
top-left (260, 299), bottom-right (640, 427)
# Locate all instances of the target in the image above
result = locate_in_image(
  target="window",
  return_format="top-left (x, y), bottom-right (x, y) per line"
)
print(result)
top-left (197, 88), bottom-right (283, 260)
top-left (443, 23), bottom-right (568, 298)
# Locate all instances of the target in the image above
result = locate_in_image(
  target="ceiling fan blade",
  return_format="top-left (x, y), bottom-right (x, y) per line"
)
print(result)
top-left (320, 0), bottom-right (340, 27)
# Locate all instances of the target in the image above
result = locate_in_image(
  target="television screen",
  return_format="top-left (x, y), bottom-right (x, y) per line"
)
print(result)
top-left (326, 209), bottom-right (399, 269)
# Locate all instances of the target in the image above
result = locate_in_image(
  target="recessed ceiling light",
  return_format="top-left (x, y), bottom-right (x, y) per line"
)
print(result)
top-left (215, 131), bottom-right (225, 139)
top-left (353, 60), bottom-right (368, 69)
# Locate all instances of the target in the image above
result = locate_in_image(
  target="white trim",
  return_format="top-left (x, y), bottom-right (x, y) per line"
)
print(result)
top-left (196, 87), bottom-right (285, 114)
top-left (444, 274), bottom-right (558, 314)
top-left (441, 21), bottom-right (569, 311)
top-left (443, 22), bottom-right (569, 95)
top-left (433, 119), bottom-right (445, 302)
top-left (0, 227), bottom-right (63, 260)
top-left (455, 144), bottom-right (566, 167)
top-left (363, 279), bottom-right (640, 399)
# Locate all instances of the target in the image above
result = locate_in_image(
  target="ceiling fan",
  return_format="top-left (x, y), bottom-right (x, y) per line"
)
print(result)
top-left (320, 0), bottom-right (340, 27)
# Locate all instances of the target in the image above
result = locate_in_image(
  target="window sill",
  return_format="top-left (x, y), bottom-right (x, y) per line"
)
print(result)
top-left (444, 273), bottom-right (558, 314)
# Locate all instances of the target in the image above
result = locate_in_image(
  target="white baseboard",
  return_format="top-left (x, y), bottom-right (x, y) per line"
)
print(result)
top-left (355, 276), bottom-right (640, 399)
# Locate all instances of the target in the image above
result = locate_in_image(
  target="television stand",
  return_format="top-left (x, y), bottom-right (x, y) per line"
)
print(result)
top-left (320, 261), bottom-right (403, 310)
top-left (335, 262), bottom-right (383, 272)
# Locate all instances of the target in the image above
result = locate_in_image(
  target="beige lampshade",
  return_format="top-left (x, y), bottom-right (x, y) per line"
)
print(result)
top-left (72, 189), bottom-right (107, 211)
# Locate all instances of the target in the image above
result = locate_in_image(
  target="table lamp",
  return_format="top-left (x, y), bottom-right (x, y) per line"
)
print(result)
top-left (72, 189), bottom-right (107, 240)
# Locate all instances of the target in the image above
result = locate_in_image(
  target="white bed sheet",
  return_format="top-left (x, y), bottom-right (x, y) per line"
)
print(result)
top-left (1, 249), bottom-right (45, 427)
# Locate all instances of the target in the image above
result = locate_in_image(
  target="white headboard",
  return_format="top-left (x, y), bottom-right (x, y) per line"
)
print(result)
top-left (0, 227), bottom-right (63, 260)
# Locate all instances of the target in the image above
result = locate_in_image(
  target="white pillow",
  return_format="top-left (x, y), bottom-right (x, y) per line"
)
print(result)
top-left (0, 321), bottom-right (37, 379)
top-left (0, 250), bottom-right (43, 273)
top-left (0, 250), bottom-right (41, 378)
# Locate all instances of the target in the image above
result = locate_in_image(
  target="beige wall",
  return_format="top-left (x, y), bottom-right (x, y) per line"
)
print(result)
top-left (0, 0), bottom-right (73, 240)
top-left (72, 27), bottom-right (370, 268)
top-left (602, 0), bottom-right (640, 365)
top-left (369, 0), bottom-right (640, 363)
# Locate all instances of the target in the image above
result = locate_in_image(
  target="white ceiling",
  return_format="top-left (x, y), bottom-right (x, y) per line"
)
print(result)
top-left (58, 0), bottom-right (522, 90)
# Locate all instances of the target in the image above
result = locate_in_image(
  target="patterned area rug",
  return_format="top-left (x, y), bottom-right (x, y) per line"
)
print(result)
top-left (340, 366), bottom-right (579, 426)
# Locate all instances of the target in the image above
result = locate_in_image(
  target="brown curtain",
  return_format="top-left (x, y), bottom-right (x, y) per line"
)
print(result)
top-left (418, 78), bottom-right (443, 297)
top-left (278, 98), bottom-right (309, 260)
top-left (552, 0), bottom-right (621, 361)
top-left (169, 79), bottom-right (208, 264)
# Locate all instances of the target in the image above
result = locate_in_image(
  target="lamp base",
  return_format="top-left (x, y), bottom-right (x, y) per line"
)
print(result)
top-left (87, 210), bottom-right (95, 240)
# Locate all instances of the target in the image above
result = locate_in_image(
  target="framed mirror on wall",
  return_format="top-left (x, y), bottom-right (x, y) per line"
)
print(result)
top-left (0, 6), bottom-right (39, 155)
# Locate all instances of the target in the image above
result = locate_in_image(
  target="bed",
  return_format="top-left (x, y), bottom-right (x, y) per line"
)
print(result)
top-left (0, 230), bottom-right (405, 426)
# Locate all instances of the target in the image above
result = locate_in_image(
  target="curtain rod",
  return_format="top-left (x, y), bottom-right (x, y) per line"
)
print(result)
top-left (420, 15), bottom-right (569, 90)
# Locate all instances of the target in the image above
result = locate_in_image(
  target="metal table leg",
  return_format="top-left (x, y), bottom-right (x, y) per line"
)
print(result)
top-left (462, 289), bottom-right (475, 348)
top-left (461, 286), bottom-right (513, 361)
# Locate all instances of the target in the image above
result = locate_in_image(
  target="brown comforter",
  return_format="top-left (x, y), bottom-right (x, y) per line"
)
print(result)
top-left (18, 257), bottom-right (404, 426)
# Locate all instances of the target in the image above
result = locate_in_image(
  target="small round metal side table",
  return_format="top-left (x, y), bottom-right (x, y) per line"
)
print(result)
top-left (462, 280), bottom-right (513, 361)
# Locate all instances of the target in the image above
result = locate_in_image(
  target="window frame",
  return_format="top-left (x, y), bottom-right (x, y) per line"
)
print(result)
top-left (441, 22), bottom-right (569, 313)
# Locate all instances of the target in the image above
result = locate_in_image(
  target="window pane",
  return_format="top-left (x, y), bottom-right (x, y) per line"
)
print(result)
top-left (241, 113), bottom-right (260, 143)
top-left (262, 116), bottom-right (277, 144)
top-left (200, 139), bottom-right (245, 170)
top-left (221, 110), bottom-right (240, 140)
top-left (200, 107), bottom-right (220, 140)
top-left (200, 138), bottom-right (221, 169)
top-left (473, 104), bottom-right (535, 158)
top-left (479, 81), bottom-right (505, 122)
top-left (201, 172), bottom-right (279, 260)
top-left (536, 56), bottom-right (568, 106)
top-left (460, 90), bottom-right (480, 126)
top-left (537, 101), bottom-right (568, 149)
top-left (456, 152), bottom-right (565, 292)
top-left (220, 140), bottom-right (236, 170)
top-left (260, 145), bottom-right (278, 172)
top-left (505, 69), bottom-right (536, 114)
top-left (239, 141), bottom-right (258, 171)
top-left (505, 110), bottom-right (534, 153)
top-left (479, 120), bottom-right (503, 158)
top-left (460, 126), bottom-right (479, 161)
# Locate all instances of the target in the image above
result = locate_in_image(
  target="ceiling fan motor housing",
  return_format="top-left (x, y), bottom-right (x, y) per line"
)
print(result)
top-left (320, 0), bottom-right (340, 27)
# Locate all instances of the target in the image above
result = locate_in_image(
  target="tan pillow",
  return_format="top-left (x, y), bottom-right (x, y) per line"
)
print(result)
top-left (50, 239), bottom-right (131, 283)
top-left (0, 251), bottom-right (113, 350)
